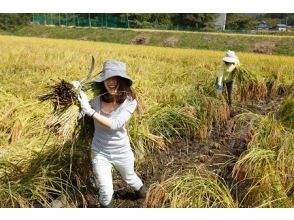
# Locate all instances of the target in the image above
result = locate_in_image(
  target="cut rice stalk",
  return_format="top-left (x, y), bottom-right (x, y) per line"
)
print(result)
top-left (234, 67), bottom-right (267, 102)
top-left (38, 80), bottom-right (99, 141)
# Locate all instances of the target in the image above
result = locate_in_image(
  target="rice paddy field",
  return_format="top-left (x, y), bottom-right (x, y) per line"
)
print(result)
top-left (0, 35), bottom-right (293, 208)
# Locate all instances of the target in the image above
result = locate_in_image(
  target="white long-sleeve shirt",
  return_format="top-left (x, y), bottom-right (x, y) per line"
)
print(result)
top-left (89, 96), bottom-right (137, 154)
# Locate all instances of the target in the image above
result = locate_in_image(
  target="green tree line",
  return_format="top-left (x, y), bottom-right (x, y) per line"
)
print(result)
top-left (0, 13), bottom-right (293, 31)
top-left (0, 14), bottom-right (31, 30)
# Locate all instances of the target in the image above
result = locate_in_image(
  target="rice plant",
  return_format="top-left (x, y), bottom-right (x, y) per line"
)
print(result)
top-left (144, 167), bottom-right (237, 208)
top-left (234, 66), bottom-right (267, 102)
top-left (233, 114), bottom-right (294, 207)
top-left (0, 35), bottom-right (293, 207)
top-left (277, 93), bottom-right (294, 129)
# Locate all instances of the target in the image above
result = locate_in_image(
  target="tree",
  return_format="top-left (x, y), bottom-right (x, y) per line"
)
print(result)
top-left (226, 14), bottom-right (256, 30)
top-left (264, 13), bottom-right (294, 26)
top-left (170, 14), bottom-right (217, 30)
top-left (0, 13), bottom-right (32, 30)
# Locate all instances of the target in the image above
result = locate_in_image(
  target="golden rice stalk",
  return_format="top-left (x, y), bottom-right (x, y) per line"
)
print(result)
top-left (45, 105), bottom-right (80, 141)
top-left (234, 66), bottom-right (267, 102)
top-left (277, 93), bottom-right (294, 129)
top-left (38, 80), bottom-right (99, 141)
top-left (144, 168), bottom-right (237, 208)
top-left (233, 113), bottom-right (294, 207)
top-left (8, 118), bottom-right (24, 144)
top-left (38, 80), bottom-right (78, 111)
top-left (266, 73), bottom-right (294, 98)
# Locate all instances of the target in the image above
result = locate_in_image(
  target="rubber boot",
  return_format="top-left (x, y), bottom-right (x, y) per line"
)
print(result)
top-left (135, 185), bottom-right (147, 199)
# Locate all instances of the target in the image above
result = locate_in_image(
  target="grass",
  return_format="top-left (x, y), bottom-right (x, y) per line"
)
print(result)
top-left (2, 25), bottom-right (294, 56)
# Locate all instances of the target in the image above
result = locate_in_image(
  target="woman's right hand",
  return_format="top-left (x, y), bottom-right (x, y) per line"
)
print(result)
top-left (71, 81), bottom-right (81, 89)
top-left (78, 91), bottom-right (95, 116)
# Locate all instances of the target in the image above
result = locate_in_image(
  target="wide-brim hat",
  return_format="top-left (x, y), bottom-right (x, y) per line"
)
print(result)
top-left (95, 60), bottom-right (133, 86)
top-left (223, 50), bottom-right (239, 64)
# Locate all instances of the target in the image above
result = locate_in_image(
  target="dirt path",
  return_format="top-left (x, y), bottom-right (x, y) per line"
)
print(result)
top-left (82, 98), bottom-right (282, 208)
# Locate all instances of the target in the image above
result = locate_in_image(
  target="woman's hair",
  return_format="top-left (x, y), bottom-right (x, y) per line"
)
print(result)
top-left (98, 76), bottom-right (136, 104)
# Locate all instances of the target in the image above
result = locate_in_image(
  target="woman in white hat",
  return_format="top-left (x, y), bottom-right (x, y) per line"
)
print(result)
top-left (216, 50), bottom-right (240, 106)
top-left (77, 60), bottom-right (146, 207)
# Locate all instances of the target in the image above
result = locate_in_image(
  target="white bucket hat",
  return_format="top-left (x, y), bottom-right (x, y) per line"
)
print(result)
top-left (95, 60), bottom-right (132, 86)
top-left (223, 50), bottom-right (239, 64)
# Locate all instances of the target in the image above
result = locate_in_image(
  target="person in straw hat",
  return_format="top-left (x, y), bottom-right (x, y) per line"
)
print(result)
top-left (216, 50), bottom-right (240, 107)
top-left (75, 60), bottom-right (146, 207)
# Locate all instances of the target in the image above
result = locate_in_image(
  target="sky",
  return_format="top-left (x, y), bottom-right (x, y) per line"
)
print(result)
top-left (0, 0), bottom-right (294, 13)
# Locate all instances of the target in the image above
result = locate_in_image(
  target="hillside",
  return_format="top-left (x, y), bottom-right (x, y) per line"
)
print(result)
top-left (3, 25), bottom-right (294, 56)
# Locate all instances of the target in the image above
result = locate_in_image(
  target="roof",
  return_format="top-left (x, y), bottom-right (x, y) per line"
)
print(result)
top-left (276, 24), bottom-right (287, 27)
top-left (256, 23), bottom-right (269, 29)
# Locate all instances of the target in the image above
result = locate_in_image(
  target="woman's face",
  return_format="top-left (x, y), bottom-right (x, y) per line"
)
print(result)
top-left (104, 76), bottom-right (119, 95)
top-left (224, 61), bottom-right (236, 72)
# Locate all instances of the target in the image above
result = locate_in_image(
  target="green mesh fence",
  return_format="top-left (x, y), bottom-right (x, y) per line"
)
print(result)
top-left (31, 13), bottom-right (222, 32)
top-left (32, 14), bottom-right (129, 28)
top-left (31, 13), bottom-right (205, 31)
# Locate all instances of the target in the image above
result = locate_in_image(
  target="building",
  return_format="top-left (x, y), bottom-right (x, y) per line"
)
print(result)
top-left (274, 24), bottom-right (288, 31)
top-left (256, 21), bottom-right (269, 31)
top-left (215, 13), bottom-right (227, 31)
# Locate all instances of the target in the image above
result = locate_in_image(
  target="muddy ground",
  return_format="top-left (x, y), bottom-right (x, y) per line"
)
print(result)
top-left (80, 98), bottom-right (281, 208)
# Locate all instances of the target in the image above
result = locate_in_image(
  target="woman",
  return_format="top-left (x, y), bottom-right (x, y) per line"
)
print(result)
top-left (77, 60), bottom-right (146, 208)
top-left (216, 50), bottom-right (240, 106)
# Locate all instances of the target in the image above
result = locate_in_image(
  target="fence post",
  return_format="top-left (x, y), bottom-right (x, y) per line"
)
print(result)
top-left (126, 13), bottom-right (130, 28)
top-left (88, 13), bottom-right (91, 27)
top-left (105, 14), bottom-right (108, 27)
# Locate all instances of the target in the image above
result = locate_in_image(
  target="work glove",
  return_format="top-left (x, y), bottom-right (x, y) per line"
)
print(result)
top-left (216, 84), bottom-right (223, 94)
top-left (71, 81), bottom-right (81, 90)
top-left (78, 91), bottom-right (95, 117)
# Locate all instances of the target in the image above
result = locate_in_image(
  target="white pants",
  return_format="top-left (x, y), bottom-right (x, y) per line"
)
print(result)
top-left (91, 149), bottom-right (143, 206)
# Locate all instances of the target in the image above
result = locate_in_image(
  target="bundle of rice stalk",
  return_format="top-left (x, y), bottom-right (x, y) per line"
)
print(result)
top-left (199, 95), bottom-right (229, 130)
top-left (38, 80), bottom-right (99, 142)
top-left (0, 150), bottom-right (76, 208)
top-left (148, 105), bottom-right (200, 141)
top-left (266, 73), bottom-right (294, 98)
top-left (189, 80), bottom-right (229, 137)
top-left (277, 93), bottom-right (294, 129)
top-left (38, 80), bottom-right (79, 112)
top-left (233, 148), bottom-right (292, 207)
top-left (233, 114), bottom-right (294, 207)
top-left (234, 66), bottom-right (267, 102)
top-left (144, 167), bottom-right (237, 208)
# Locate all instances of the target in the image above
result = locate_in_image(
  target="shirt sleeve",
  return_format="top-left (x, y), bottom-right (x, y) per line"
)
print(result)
top-left (110, 99), bottom-right (137, 130)
top-left (89, 96), bottom-right (99, 111)
top-left (216, 61), bottom-right (225, 77)
top-left (216, 61), bottom-right (225, 86)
